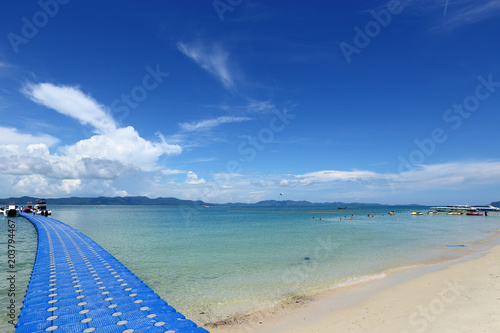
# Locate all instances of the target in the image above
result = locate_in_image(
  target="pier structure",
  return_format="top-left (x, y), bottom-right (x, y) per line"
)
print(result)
top-left (16, 213), bottom-right (209, 333)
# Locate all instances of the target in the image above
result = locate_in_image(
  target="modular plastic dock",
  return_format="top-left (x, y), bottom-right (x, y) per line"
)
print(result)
top-left (17, 213), bottom-right (209, 333)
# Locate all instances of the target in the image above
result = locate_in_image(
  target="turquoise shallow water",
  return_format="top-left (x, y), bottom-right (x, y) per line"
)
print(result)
top-left (1, 205), bottom-right (499, 330)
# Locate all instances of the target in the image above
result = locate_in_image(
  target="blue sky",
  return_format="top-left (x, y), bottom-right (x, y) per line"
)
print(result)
top-left (1, 0), bottom-right (500, 204)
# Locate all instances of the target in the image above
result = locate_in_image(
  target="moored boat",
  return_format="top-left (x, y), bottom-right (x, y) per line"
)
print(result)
top-left (470, 205), bottom-right (500, 212)
top-left (3, 204), bottom-right (20, 217)
top-left (23, 201), bottom-right (34, 213)
top-left (411, 211), bottom-right (423, 215)
top-left (466, 212), bottom-right (484, 216)
top-left (430, 205), bottom-right (476, 212)
top-left (34, 198), bottom-right (51, 216)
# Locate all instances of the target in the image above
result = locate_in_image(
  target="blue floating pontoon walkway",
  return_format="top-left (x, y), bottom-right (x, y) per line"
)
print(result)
top-left (17, 213), bottom-right (209, 333)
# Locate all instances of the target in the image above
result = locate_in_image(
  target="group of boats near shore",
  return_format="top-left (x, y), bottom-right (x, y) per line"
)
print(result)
top-left (411, 204), bottom-right (500, 216)
top-left (1, 198), bottom-right (51, 217)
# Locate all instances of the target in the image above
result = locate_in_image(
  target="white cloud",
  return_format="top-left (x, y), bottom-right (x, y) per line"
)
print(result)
top-left (1, 172), bottom-right (132, 198)
top-left (393, 161), bottom-right (500, 189)
top-left (0, 144), bottom-right (19, 156)
top-left (15, 175), bottom-right (49, 194)
top-left (26, 143), bottom-right (51, 156)
top-left (68, 179), bottom-right (128, 197)
top-left (185, 171), bottom-right (206, 185)
top-left (179, 116), bottom-right (252, 132)
top-left (161, 169), bottom-right (186, 176)
top-left (251, 180), bottom-right (267, 187)
top-left (64, 126), bottom-right (181, 171)
top-left (299, 170), bottom-right (380, 183)
top-left (177, 41), bottom-right (235, 89)
top-left (0, 126), bottom-right (59, 149)
top-left (190, 157), bottom-right (217, 163)
top-left (291, 161), bottom-right (500, 195)
top-left (21, 83), bottom-right (181, 171)
top-left (24, 83), bottom-right (117, 133)
top-left (78, 157), bottom-right (135, 179)
top-left (58, 179), bottom-right (82, 193)
top-left (0, 143), bottom-right (135, 180)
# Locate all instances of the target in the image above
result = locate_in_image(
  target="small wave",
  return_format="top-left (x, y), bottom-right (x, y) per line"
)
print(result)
top-left (334, 273), bottom-right (388, 288)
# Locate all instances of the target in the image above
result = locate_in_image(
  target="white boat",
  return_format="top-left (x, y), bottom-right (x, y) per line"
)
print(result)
top-left (427, 211), bottom-right (439, 215)
top-left (35, 209), bottom-right (52, 216)
top-left (470, 205), bottom-right (500, 212)
top-left (411, 211), bottom-right (423, 215)
top-left (3, 204), bottom-right (20, 217)
top-left (34, 198), bottom-right (51, 216)
top-left (430, 205), bottom-right (477, 212)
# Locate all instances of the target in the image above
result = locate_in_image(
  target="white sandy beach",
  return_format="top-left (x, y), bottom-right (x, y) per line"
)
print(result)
top-left (211, 238), bottom-right (500, 333)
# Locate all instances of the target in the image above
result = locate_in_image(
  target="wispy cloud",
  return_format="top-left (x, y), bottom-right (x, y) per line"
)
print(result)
top-left (290, 160), bottom-right (500, 193)
top-left (177, 41), bottom-right (236, 89)
top-left (190, 157), bottom-right (217, 163)
top-left (167, 99), bottom-right (283, 149)
top-left (195, 100), bottom-right (279, 115)
top-left (245, 100), bottom-right (277, 114)
top-left (391, 160), bottom-right (500, 189)
top-left (299, 169), bottom-right (381, 184)
top-left (443, 0), bottom-right (450, 16)
top-left (418, 0), bottom-right (500, 30)
top-left (178, 115), bottom-right (252, 132)
top-left (161, 169), bottom-right (186, 176)
top-left (441, 0), bottom-right (500, 28)
top-left (24, 83), bottom-right (117, 134)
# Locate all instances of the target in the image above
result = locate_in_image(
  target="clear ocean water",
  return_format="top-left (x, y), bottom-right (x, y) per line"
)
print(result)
top-left (1, 204), bottom-right (499, 331)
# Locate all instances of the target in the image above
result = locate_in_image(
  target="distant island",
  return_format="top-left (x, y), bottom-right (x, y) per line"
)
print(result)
top-left (1, 196), bottom-right (498, 207)
top-left (225, 200), bottom-right (423, 207)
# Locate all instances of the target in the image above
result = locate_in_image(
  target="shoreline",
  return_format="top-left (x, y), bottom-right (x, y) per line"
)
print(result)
top-left (210, 233), bottom-right (500, 332)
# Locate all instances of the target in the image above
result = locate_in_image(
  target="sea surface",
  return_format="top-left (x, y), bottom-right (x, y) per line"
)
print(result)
top-left (1, 205), bottom-right (499, 331)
